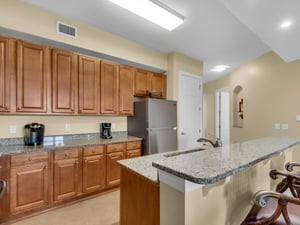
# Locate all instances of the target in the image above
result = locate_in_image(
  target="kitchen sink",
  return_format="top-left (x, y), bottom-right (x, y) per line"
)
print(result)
top-left (164, 148), bottom-right (206, 157)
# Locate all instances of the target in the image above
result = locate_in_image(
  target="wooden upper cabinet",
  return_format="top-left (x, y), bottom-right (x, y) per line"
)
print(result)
top-left (119, 65), bottom-right (134, 116)
top-left (134, 68), bottom-right (150, 97)
top-left (0, 36), bottom-right (15, 113)
top-left (78, 55), bottom-right (100, 114)
top-left (150, 73), bottom-right (167, 99)
top-left (16, 40), bottom-right (50, 113)
top-left (100, 60), bottom-right (118, 115)
top-left (52, 49), bottom-right (78, 114)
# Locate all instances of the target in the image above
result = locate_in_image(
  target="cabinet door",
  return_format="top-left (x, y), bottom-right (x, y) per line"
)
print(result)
top-left (134, 69), bottom-right (150, 97)
top-left (16, 40), bottom-right (50, 113)
top-left (119, 65), bottom-right (134, 115)
top-left (10, 162), bottom-right (49, 213)
top-left (78, 55), bottom-right (100, 114)
top-left (100, 60), bottom-right (118, 115)
top-left (54, 158), bottom-right (79, 201)
top-left (52, 49), bottom-right (78, 114)
top-left (106, 152), bottom-right (124, 187)
top-left (150, 73), bottom-right (167, 99)
top-left (82, 154), bottom-right (105, 193)
top-left (0, 36), bottom-right (14, 113)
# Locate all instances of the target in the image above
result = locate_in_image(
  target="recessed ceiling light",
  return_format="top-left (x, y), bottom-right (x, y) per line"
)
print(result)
top-left (210, 65), bottom-right (230, 72)
top-left (109, 0), bottom-right (184, 31)
top-left (280, 20), bottom-right (293, 29)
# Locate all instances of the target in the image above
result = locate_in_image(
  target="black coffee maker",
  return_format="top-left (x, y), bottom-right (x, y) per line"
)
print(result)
top-left (100, 123), bottom-right (112, 139)
top-left (24, 123), bottom-right (45, 146)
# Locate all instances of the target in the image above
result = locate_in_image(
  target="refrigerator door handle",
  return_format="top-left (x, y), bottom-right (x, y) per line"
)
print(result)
top-left (146, 127), bottom-right (177, 132)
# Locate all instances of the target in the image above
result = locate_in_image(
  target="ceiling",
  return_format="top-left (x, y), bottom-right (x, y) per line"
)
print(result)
top-left (20, 0), bottom-right (300, 83)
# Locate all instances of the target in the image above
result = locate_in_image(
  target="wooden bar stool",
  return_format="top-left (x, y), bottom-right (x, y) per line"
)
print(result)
top-left (241, 162), bottom-right (300, 224)
top-left (241, 190), bottom-right (300, 225)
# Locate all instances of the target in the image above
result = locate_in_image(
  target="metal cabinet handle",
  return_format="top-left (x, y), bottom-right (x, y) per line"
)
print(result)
top-left (0, 180), bottom-right (6, 199)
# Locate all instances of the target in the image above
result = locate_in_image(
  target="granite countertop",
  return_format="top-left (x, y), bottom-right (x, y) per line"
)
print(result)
top-left (118, 147), bottom-right (208, 183)
top-left (0, 133), bottom-right (142, 155)
top-left (119, 136), bottom-right (300, 185)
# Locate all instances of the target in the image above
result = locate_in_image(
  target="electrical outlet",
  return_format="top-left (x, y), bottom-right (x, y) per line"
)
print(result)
top-left (111, 123), bottom-right (116, 129)
top-left (65, 124), bottom-right (71, 131)
top-left (10, 125), bottom-right (16, 134)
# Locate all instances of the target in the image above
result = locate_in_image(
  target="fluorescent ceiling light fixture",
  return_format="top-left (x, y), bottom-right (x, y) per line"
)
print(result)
top-left (280, 20), bottom-right (293, 29)
top-left (109, 0), bottom-right (184, 31)
top-left (210, 65), bottom-right (230, 72)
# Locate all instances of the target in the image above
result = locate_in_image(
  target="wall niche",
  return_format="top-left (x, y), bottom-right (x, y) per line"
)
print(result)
top-left (233, 85), bottom-right (243, 128)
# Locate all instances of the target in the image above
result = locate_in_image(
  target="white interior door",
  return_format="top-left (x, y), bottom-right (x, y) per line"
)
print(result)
top-left (215, 88), bottom-right (230, 146)
top-left (178, 71), bottom-right (202, 150)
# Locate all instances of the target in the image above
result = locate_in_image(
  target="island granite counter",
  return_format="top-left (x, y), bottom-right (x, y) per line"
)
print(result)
top-left (118, 136), bottom-right (300, 225)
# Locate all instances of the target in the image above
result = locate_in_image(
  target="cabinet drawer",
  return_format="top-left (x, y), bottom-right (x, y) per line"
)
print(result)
top-left (127, 141), bottom-right (141, 150)
top-left (11, 152), bottom-right (49, 167)
top-left (126, 149), bottom-right (141, 159)
top-left (107, 143), bottom-right (125, 153)
top-left (83, 145), bottom-right (104, 156)
top-left (54, 148), bottom-right (79, 161)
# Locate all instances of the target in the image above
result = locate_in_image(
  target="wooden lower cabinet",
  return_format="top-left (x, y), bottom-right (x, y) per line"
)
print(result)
top-left (5, 141), bottom-right (141, 221)
top-left (106, 151), bottom-right (124, 187)
top-left (0, 155), bottom-right (10, 220)
top-left (82, 146), bottom-right (106, 193)
top-left (10, 152), bottom-right (50, 214)
top-left (106, 142), bottom-right (126, 187)
top-left (126, 141), bottom-right (142, 159)
top-left (53, 148), bottom-right (79, 202)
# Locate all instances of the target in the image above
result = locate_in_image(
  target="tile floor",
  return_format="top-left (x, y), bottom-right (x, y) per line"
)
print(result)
top-left (11, 189), bottom-right (120, 225)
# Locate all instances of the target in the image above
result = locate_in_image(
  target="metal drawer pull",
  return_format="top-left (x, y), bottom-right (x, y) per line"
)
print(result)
top-left (0, 180), bottom-right (6, 199)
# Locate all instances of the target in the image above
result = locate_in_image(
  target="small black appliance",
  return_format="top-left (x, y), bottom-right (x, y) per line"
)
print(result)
top-left (100, 123), bottom-right (112, 139)
top-left (24, 123), bottom-right (45, 146)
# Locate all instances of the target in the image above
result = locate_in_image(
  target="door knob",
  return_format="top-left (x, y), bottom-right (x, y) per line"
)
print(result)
top-left (181, 132), bottom-right (186, 135)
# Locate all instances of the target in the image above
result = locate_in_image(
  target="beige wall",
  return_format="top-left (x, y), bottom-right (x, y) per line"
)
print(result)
top-left (204, 51), bottom-right (300, 143)
top-left (167, 52), bottom-right (203, 100)
top-left (0, 0), bottom-right (203, 138)
top-left (0, 116), bottom-right (127, 138)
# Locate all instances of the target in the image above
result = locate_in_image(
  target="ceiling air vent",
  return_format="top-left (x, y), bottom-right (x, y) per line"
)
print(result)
top-left (57, 21), bottom-right (77, 38)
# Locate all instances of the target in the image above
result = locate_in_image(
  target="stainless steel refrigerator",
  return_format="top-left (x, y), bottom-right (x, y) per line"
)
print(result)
top-left (127, 98), bottom-right (177, 155)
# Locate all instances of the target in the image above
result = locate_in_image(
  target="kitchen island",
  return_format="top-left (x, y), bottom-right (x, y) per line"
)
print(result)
top-left (118, 136), bottom-right (300, 225)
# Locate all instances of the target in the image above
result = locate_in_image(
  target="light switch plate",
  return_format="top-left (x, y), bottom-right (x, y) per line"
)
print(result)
top-left (282, 123), bottom-right (289, 130)
top-left (296, 115), bottom-right (300, 121)
top-left (274, 123), bottom-right (280, 130)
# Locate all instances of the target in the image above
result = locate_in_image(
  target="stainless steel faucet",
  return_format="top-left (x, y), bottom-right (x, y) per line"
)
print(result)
top-left (197, 137), bottom-right (222, 147)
